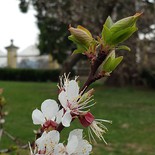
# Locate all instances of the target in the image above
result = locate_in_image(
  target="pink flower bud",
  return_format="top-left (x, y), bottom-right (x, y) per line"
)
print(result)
top-left (79, 112), bottom-right (95, 127)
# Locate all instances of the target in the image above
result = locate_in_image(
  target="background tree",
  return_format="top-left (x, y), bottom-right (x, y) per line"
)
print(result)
top-left (19, 0), bottom-right (155, 85)
top-left (19, 0), bottom-right (118, 64)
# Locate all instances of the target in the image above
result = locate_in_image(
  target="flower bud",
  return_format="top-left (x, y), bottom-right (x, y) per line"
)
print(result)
top-left (79, 88), bottom-right (94, 103)
top-left (79, 112), bottom-right (95, 127)
top-left (69, 25), bottom-right (93, 47)
top-left (102, 51), bottom-right (123, 72)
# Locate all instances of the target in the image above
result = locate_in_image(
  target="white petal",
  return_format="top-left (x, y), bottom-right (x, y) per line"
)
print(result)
top-left (46, 130), bottom-right (60, 144)
top-left (41, 99), bottom-right (59, 120)
top-left (62, 111), bottom-right (72, 127)
top-left (74, 140), bottom-right (92, 155)
top-left (58, 91), bottom-right (68, 109)
top-left (35, 131), bottom-right (60, 154)
top-left (35, 132), bottom-right (47, 150)
top-left (56, 109), bottom-right (64, 124)
top-left (66, 135), bottom-right (78, 154)
top-left (32, 109), bottom-right (45, 125)
top-left (68, 129), bottom-right (83, 142)
top-left (67, 80), bottom-right (79, 102)
top-left (54, 143), bottom-right (65, 155)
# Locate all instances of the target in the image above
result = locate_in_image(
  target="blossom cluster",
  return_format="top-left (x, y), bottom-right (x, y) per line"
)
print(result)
top-left (30, 129), bottom-right (92, 155)
top-left (31, 75), bottom-right (111, 154)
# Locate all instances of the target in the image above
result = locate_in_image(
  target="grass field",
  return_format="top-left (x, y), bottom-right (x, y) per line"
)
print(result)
top-left (0, 81), bottom-right (155, 155)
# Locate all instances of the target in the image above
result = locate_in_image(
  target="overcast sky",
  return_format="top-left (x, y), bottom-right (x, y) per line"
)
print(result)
top-left (0, 0), bottom-right (39, 52)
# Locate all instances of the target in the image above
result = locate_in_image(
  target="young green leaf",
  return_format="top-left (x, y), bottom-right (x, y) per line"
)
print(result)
top-left (72, 44), bottom-right (88, 54)
top-left (102, 57), bottom-right (112, 72)
top-left (68, 35), bottom-right (81, 45)
top-left (108, 25), bottom-right (137, 45)
top-left (69, 35), bottom-right (89, 54)
top-left (110, 56), bottom-right (123, 71)
top-left (102, 25), bottom-right (112, 44)
top-left (104, 16), bottom-right (114, 28)
top-left (77, 25), bottom-right (92, 37)
top-left (117, 45), bottom-right (131, 51)
top-left (110, 13), bottom-right (141, 33)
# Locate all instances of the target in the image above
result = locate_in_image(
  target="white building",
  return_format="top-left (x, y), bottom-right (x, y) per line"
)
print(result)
top-left (0, 42), bottom-right (60, 69)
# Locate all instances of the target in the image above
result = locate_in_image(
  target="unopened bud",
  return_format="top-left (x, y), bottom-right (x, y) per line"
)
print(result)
top-left (79, 112), bottom-right (95, 127)
top-left (87, 88), bottom-right (94, 97)
top-left (69, 25), bottom-right (93, 47)
top-left (79, 89), bottom-right (94, 103)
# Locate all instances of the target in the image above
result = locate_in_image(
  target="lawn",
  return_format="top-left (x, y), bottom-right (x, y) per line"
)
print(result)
top-left (0, 81), bottom-right (155, 155)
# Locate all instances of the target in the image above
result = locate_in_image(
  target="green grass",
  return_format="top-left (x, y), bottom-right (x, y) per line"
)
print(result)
top-left (0, 81), bottom-right (155, 155)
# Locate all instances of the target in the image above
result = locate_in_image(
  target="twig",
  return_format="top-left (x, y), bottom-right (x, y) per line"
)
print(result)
top-left (0, 129), bottom-right (3, 141)
top-left (4, 130), bottom-right (16, 141)
top-left (80, 50), bottom-right (108, 93)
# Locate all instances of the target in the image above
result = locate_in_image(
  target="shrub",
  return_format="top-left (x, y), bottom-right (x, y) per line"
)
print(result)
top-left (141, 69), bottom-right (155, 88)
top-left (0, 68), bottom-right (60, 82)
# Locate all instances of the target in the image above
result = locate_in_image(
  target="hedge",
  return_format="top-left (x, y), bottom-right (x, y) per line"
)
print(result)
top-left (0, 68), bottom-right (60, 82)
top-left (141, 69), bottom-right (155, 89)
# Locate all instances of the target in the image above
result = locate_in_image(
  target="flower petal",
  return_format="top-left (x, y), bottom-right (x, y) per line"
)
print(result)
top-left (58, 91), bottom-right (68, 109)
top-left (41, 99), bottom-right (59, 120)
top-left (35, 132), bottom-right (47, 151)
top-left (54, 143), bottom-right (65, 155)
top-left (67, 80), bottom-right (79, 102)
top-left (68, 129), bottom-right (83, 142)
top-left (32, 109), bottom-right (45, 125)
top-left (74, 140), bottom-right (92, 155)
top-left (35, 130), bottom-right (60, 154)
top-left (66, 135), bottom-right (78, 154)
top-left (62, 111), bottom-right (72, 127)
top-left (46, 130), bottom-right (60, 151)
top-left (56, 109), bottom-right (64, 124)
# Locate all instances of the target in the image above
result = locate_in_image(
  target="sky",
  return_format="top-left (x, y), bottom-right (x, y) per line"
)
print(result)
top-left (0, 0), bottom-right (39, 53)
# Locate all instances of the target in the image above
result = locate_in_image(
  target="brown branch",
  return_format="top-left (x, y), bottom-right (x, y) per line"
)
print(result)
top-left (80, 51), bottom-right (108, 93)
top-left (57, 51), bottom-right (108, 133)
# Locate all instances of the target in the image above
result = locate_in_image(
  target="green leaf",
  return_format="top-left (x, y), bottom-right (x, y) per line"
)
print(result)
top-left (110, 50), bottom-right (115, 59)
top-left (108, 25), bottom-right (137, 45)
top-left (77, 25), bottom-right (92, 37)
top-left (73, 44), bottom-right (88, 54)
top-left (72, 49), bottom-right (82, 54)
top-left (117, 45), bottom-right (131, 51)
top-left (110, 13), bottom-right (141, 33)
top-left (104, 16), bottom-right (114, 28)
top-left (102, 57), bottom-right (112, 72)
top-left (110, 56), bottom-right (123, 71)
top-left (68, 35), bottom-right (81, 45)
top-left (102, 25), bottom-right (112, 44)
top-left (69, 35), bottom-right (88, 54)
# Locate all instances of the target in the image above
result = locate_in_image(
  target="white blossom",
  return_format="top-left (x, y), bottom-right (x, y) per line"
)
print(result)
top-left (30, 130), bottom-right (60, 155)
top-left (32, 99), bottom-right (63, 130)
top-left (58, 75), bottom-right (94, 127)
top-left (54, 129), bottom-right (92, 155)
top-left (31, 129), bottom-right (92, 155)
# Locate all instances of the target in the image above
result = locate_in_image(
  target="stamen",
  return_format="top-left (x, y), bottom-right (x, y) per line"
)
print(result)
top-left (78, 102), bottom-right (96, 110)
top-left (88, 127), bottom-right (97, 144)
top-left (95, 119), bottom-right (112, 124)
